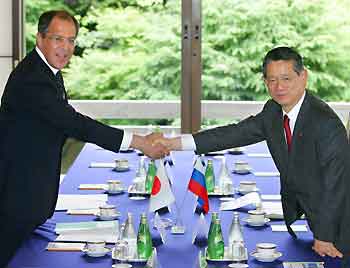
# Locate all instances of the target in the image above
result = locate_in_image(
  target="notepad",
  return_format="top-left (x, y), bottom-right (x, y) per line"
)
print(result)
top-left (89, 162), bottom-right (115, 168)
top-left (253, 171), bottom-right (280, 177)
top-left (78, 184), bottom-right (106, 190)
top-left (261, 194), bottom-right (281, 200)
top-left (247, 153), bottom-right (271, 158)
top-left (271, 224), bottom-right (308, 232)
top-left (46, 242), bottom-right (85, 252)
top-left (283, 262), bottom-right (324, 268)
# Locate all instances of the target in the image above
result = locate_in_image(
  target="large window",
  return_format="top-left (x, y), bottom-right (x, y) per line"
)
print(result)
top-left (25, 0), bottom-right (350, 132)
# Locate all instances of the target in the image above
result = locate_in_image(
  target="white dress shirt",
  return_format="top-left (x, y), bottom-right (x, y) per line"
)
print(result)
top-left (35, 46), bottom-right (132, 150)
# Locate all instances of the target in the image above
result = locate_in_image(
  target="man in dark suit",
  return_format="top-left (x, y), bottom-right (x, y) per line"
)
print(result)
top-left (0, 10), bottom-right (168, 267)
top-left (160, 47), bottom-right (350, 266)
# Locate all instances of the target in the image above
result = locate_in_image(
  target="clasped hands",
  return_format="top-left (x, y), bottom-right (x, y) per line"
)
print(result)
top-left (132, 132), bottom-right (179, 159)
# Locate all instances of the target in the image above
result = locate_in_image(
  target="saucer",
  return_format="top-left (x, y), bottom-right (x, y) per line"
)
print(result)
top-left (233, 168), bottom-right (251, 175)
top-left (113, 166), bottom-right (130, 172)
top-left (237, 187), bottom-right (259, 195)
top-left (250, 251), bottom-right (282, 262)
top-left (95, 211), bottom-right (120, 221)
top-left (243, 217), bottom-right (270, 227)
top-left (104, 188), bottom-right (125, 195)
top-left (82, 247), bottom-right (110, 257)
top-left (228, 264), bottom-right (249, 268)
top-left (129, 195), bottom-right (146, 200)
top-left (112, 264), bottom-right (132, 268)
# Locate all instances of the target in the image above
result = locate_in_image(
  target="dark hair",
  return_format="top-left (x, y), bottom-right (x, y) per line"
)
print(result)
top-left (38, 10), bottom-right (79, 36)
top-left (262, 46), bottom-right (304, 78)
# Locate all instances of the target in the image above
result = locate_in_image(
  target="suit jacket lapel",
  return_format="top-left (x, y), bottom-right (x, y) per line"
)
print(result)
top-left (271, 107), bottom-right (289, 173)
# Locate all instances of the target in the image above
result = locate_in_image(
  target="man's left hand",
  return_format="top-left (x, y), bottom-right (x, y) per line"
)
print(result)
top-left (312, 239), bottom-right (343, 258)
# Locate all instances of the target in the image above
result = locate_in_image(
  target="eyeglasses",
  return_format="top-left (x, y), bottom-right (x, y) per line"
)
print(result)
top-left (45, 33), bottom-right (77, 46)
top-left (265, 74), bottom-right (298, 86)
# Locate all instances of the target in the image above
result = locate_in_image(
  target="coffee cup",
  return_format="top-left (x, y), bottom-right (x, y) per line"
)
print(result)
top-left (248, 210), bottom-right (265, 223)
top-left (234, 160), bottom-right (250, 171)
top-left (99, 204), bottom-right (117, 217)
top-left (115, 159), bottom-right (129, 169)
top-left (239, 180), bottom-right (256, 192)
top-left (256, 243), bottom-right (277, 256)
top-left (107, 179), bottom-right (123, 192)
top-left (85, 239), bottom-right (106, 253)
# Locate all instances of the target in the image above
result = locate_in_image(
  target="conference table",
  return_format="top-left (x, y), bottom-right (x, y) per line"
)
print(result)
top-left (9, 141), bottom-right (341, 268)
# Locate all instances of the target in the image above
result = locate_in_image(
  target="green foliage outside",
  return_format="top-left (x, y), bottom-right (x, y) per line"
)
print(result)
top-left (25, 0), bottom-right (350, 119)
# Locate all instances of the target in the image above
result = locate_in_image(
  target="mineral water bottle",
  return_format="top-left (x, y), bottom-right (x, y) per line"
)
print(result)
top-left (205, 159), bottom-right (215, 193)
top-left (122, 212), bottom-right (138, 258)
top-left (137, 213), bottom-right (153, 259)
top-left (228, 212), bottom-right (244, 246)
top-left (145, 160), bottom-right (157, 193)
top-left (207, 218), bottom-right (224, 259)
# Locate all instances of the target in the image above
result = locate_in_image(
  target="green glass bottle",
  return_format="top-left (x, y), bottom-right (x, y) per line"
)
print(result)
top-left (137, 213), bottom-right (153, 259)
top-left (145, 160), bottom-right (157, 193)
top-left (207, 212), bottom-right (218, 241)
top-left (205, 159), bottom-right (215, 193)
top-left (207, 218), bottom-right (224, 259)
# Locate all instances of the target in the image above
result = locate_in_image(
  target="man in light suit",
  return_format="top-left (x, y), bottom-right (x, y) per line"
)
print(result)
top-left (160, 47), bottom-right (350, 267)
top-left (0, 10), bottom-right (168, 267)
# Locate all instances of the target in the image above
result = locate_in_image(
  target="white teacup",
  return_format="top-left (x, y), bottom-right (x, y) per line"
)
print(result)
top-left (248, 210), bottom-right (266, 223)
top-left (115, 159), bottom-right (129, 169)
top-left (256, 242), bottom-right (277, 256)
top-left (239, 180), bottom-right (256, 192)
top-left (85, 239), bottom-right (106, 253)
top-left (107, 179), bottom-right (123, 192)
top-left (234, 161), bottom-right (250, 171)
top-left (99, 204), bottom-right (117, 217)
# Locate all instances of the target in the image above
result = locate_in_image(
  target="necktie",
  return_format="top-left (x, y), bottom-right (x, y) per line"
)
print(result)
top-left (283, 115), bottom-right (292, 152)
top-left (55, 71), bottom-right (66, 100)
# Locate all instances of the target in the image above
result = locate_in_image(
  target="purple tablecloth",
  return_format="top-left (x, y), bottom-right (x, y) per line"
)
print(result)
top-left (9, 142), bottom-right (341, 268)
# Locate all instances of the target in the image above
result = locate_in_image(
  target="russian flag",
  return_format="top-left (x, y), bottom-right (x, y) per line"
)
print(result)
top-left (188, 158), bottom-right (209, 214)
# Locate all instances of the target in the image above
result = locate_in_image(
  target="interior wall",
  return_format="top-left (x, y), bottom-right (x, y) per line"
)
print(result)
top-left (0, 0), bottom-right (13, 97)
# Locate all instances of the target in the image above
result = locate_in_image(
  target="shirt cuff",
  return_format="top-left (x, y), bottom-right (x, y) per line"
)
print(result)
top-left (120, 131), bottom-right (133, 150)
top-left (181, 134), bottom-right (196, 150)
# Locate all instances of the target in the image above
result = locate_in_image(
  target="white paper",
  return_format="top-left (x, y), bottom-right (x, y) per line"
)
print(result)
top-left (261, 194), bottom-right (281, 200)
top-left (247, 153), bottom-right (271, 158)
top-left (66, 208), bottom-right (99, 215)
top-left (271, 224), bottom-right (308, 232)
top-left (79, 184), bottom-right (107, 190)
top-left (46, 242), bottom-right (85, 251)
top-left (220, 192), bottom-right (260, 211)
top-left (55, 194), bottom-right (107, 211)
top-left (283, 262), bottom-right (324, 268)
top-left (89, 162), bottom-right (115, 168)
top-left (253, 171), bottom-right (280, 177)
top-left (55, 221), bottom-right (117, 234)
top-left (55, 227), bottom-right (119, 244)
top-left (262, 201), bottom-right (284, 219)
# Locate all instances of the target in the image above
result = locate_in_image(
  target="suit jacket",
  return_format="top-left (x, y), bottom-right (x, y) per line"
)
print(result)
top-left (0, 49), bottom-right (124, 223)
top-left (194, 91), bottom-right (350, 252)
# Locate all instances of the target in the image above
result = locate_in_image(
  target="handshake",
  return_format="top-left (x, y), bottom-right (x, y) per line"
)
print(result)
top-left (131, 132), bottom-right (181, 159)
